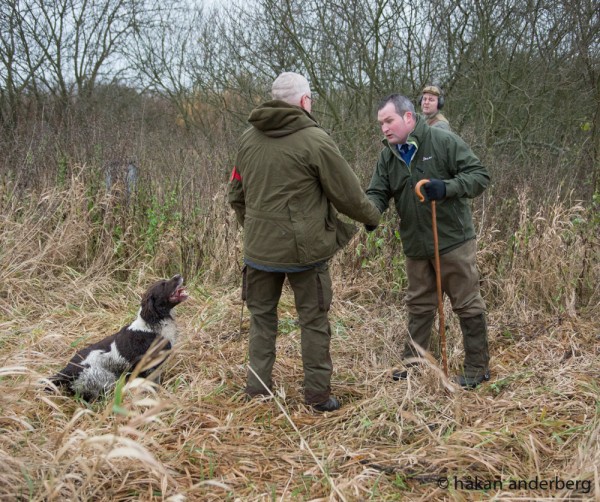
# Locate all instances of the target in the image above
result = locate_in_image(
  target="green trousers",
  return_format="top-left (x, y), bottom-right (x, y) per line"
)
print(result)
top-left (244, 263), bottom-right (333, 405)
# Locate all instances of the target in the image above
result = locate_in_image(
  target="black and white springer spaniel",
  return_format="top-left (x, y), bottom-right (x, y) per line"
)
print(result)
top-left (48, 275), bottom-right (188, 401)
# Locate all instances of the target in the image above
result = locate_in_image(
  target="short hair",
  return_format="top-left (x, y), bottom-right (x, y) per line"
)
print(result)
top-left (377, 94), bottom-right (415, 116)
top-left (271, 72), bottom-right (311, 105)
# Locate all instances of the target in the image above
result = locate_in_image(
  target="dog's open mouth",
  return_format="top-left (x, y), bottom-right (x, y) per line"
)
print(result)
top-left (170, 286), bottom-right (189, 303)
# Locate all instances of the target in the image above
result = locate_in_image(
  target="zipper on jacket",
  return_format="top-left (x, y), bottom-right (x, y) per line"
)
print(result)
top-left (390, 146), bottom-right (411, 174)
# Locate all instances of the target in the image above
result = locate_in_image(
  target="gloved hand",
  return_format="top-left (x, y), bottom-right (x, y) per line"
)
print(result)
top-left (364, 224), bottom-right (378, 232)
top-left (423, 179), bottom-right (446, 201)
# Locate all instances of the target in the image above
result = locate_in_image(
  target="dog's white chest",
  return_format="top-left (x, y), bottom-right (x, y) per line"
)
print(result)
top-left (158, 318), bottom-right (178, 345)
top-left (129, 309), bottom-right (178, 345)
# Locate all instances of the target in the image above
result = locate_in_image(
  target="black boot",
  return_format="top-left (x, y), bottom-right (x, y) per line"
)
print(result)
top-left (392, 362), bottom-right (420, 381)
top-left (312, 396), bottom-right (341, 412)
top-left (455, 371), bottom-right (491, 389)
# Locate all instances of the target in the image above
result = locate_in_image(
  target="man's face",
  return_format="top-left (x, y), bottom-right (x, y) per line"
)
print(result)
top-left (420, 92), bottom-right (439, 114)
top-left (377, 102), bottom-right (414, 145)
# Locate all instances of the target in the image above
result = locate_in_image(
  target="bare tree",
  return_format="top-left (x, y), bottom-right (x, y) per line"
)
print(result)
top-left (1, 0), bottom-right (597, 194)
top-left (0, 0), bottom-right (163, 126)
top-left (0, 0), bottom-right (46, 128)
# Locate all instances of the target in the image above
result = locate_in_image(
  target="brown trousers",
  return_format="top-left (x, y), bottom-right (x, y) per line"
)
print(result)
top-left (403, 239), bottom-right (489, 376)
top-left (405, 239), bottom-right (485, 317)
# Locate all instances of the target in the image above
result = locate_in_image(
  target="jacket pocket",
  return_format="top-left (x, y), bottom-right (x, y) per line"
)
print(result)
top-left (450, 200), bottom-right (466, 240)
top-left (292, 216), bottom-right (338, 264)
top-left (436, 199), bottom-right (466, 247)
top-left (289, 203), bottom-right (339, 264)
top-left (244, 213), bottom-right (297, 264)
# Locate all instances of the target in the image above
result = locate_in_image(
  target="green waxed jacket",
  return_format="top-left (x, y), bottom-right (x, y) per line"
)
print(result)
top-left (228, 100), bottom-right (380, 269)
top-left (366, 115), bottom-right (490, 259)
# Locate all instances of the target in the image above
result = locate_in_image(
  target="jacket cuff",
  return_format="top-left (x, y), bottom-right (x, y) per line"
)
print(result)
top-left (367, 205), bottom-right (382, 226)
top-left (444, 180), bottom-right (458, 198)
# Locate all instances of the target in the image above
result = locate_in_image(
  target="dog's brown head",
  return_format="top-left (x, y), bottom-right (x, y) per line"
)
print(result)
top-left (140, 275), bottom-right (188, 325)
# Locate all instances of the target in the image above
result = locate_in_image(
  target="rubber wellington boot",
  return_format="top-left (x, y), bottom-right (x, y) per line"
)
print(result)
top-left (456, 313), bottom-right (490, 389)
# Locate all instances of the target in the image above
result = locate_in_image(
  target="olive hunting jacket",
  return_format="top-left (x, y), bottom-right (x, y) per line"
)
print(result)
top-left (228, 100), bottom-right (380, 269)
top-left (366, 115), bottom-right (490, 259)
top-left (426, 111), bottom-right (451, 131)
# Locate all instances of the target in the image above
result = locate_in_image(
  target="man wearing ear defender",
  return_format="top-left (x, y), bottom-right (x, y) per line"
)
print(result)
top-left (419, 85), bottom-right (451, 131)
top-left (366, 93), bottom-right (491, 389)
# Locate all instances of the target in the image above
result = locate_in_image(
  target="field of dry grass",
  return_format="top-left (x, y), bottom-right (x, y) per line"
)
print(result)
top-left (1, 174), bottom-right (598, 501)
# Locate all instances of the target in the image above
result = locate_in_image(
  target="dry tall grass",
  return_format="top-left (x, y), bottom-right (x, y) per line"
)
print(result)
top-left (0, 173), bottom-right (598, 501)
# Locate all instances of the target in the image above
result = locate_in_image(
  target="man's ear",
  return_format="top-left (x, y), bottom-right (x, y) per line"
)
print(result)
top-left (300, 95), bottom-right (308, 111)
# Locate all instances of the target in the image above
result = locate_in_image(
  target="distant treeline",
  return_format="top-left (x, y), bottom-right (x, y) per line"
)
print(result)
top-left (0, 0), bottom-right (598, 201)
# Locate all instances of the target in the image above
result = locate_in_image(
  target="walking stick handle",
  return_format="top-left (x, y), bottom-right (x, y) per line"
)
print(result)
top-left (415, 179), bottom-right (429, 203)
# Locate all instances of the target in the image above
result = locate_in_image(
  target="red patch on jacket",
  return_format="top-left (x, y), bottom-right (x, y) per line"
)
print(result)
top-left (230, 166), bottom-right (242, 182)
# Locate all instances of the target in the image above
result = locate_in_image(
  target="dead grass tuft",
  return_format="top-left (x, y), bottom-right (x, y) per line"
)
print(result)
top-left (0, 178), bottom-right (598, 500)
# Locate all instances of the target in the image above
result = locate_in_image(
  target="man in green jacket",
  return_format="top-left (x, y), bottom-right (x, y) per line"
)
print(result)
top-left (228, 72), bottom-right (380, 411)
top-left (366, 93), bottom-right (491, 388)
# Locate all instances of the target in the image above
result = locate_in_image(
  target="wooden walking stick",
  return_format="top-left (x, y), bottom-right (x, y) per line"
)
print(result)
top-left (415, 179), bottom-right (448, 377)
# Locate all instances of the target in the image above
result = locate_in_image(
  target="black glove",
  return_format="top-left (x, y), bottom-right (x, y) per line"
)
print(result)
top-left (423, 179), bottom-right (446, 201)
top-left (364, 224), bottom-right (378, 232)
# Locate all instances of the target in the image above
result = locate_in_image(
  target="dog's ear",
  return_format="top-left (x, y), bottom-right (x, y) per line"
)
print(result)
top-left (140, 290), bottom-right (161, 325)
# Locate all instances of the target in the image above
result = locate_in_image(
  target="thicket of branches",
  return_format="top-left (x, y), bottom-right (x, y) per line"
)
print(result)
top-left (1, 0), bottom-right (598, 232)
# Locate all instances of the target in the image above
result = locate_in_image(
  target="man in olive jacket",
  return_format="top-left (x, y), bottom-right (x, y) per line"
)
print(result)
top-left (366, 93), bottom-right (491, 388)
top-left (419, 85), bottom-right (451, 131)
top-left (228, 72), bottom-right (380, 411)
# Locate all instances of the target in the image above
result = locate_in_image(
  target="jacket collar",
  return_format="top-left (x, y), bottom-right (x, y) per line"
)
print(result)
top-left (249, 100), bottom-right (318, 138)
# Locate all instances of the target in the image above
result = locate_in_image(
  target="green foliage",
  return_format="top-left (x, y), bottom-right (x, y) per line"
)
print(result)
top-left (144, 191), bottom-right (178, 254)
top-left (488, 372), bottom-right (535, 395)
top-left (356, 221), bottom-right (407, 294)
top-left (360, 416), bottom-right (373, 429)
top-left (592, 191), bottom-right (600, 226)
top-left (278, 318), bottom-right (299, 335)
top-left (392, 474), bottom-right (409, 490)
top-left (112, 374), bottom-right (129, 416)
top-left (69, 334), bottom-right (93, 348)
top-left (19, 466), bottom-right (35, 499)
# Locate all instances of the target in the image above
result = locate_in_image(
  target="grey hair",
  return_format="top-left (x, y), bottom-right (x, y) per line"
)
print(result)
top-left (271, 72), bottom-right (311, 105)
top-left (377, 94), bottom-right (415, 116)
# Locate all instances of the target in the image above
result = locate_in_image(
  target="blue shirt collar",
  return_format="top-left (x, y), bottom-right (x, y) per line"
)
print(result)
top-left (396, 142), bottom-right (416, 166)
